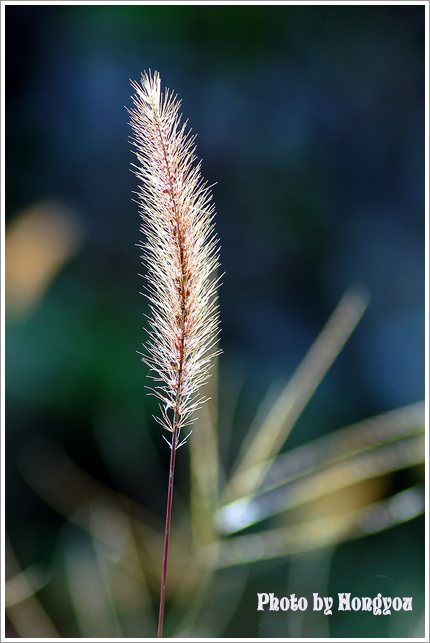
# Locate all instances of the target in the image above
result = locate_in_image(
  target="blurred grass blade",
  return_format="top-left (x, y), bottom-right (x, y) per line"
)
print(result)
top-left (18, 440), bottom-right (172, 585)
top-left (216, 484), bottom-right (424, 567)
top-left (189, 357), bottom-right (221, 550)
top-left (5, 539), bottom-right (60, 638)
top-left (258, 401), bottom-right (424, 493)
top-left (217, 433), bottom-right (423, 534)
top-left (224, 288), bottom-right (369, 502)
top-left (65, 535), bottom-right (121, 637)
top-left (218, 402), bottom-right (424, 534)
top-left (5, 566), bottom-right (48, 608)
top-left (18, 439), bottom-right (203, 596)
top-left (173, 567), bottom-right (249, 638)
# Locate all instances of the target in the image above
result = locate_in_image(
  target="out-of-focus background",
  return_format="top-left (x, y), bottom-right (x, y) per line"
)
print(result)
top-left (5, 4), bottom-right (425, 639)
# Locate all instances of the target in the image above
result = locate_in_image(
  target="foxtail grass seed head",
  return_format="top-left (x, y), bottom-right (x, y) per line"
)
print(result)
top-left (129, 71), bottom-right (221, 450)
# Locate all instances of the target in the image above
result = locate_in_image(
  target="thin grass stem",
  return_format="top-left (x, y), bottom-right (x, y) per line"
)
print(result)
top-left (157, 430), bottom-right (179, 638)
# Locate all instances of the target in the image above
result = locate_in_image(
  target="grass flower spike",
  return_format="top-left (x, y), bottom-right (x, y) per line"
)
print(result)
top-left (129, 70), bottom-right (221, 637)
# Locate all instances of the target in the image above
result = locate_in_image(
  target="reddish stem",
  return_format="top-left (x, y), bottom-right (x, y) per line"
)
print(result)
top-left (157, 431), bottom-right (178, 638)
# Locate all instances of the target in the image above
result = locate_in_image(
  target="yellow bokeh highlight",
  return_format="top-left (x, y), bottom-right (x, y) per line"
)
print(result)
top-left (6, 201), bottom-right (83, 318)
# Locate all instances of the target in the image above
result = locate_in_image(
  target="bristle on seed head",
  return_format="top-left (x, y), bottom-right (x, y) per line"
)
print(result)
top-left (129, 71), bottom-right (221, 447)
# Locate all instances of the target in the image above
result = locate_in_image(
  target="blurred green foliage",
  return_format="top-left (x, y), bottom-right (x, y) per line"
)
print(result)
top-left (5, 4), bottom-right (425, 638)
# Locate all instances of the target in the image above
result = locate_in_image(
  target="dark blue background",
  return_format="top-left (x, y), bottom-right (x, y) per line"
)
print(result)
top-left (6, 5), bottom-right (425, 638)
